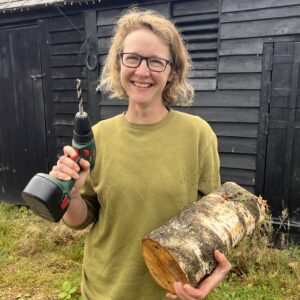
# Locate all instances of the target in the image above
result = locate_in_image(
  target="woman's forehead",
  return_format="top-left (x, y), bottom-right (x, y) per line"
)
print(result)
top-left (122, 28), bottom-right (170, 57)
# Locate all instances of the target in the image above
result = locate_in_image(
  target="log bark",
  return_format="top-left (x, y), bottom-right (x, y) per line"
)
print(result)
top-left (142, 182), bottom-right (266, 293)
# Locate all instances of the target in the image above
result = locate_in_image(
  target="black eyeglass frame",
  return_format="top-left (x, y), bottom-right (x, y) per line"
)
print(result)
top-left (120, 52), bottom-right (172, 72)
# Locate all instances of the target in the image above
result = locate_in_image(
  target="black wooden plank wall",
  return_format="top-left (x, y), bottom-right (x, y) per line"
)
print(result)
top-left (173, 0), bottom-right (219, 91)
top-left (2, 0), bottom-right (300, 203)
top-left (96, 0), bottom-right (259, 192)
top-left (43, 0), bottom-right (300, 194)
top-left (218, 0), bottom-right (300, 192)
top-left (95, 0), bottom-right (254, 191)
top-left (48, 12), bottom-right (87, 154)
top-left (291, 61), bottom-right (300, 220)
top-left (97, 0), bottom-right (262, 191)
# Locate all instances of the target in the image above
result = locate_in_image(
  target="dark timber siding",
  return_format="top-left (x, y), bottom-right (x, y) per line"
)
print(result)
top-left (0, 0), bottom-right (299, 224)
top-left (95, 0), bottom-right (267, 194)
top-left (219, 0), bottom-right (300, 194)
top-left (48, 12), bottom-right (87, 157)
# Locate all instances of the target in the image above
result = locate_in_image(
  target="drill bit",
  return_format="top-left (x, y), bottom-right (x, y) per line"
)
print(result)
top-left (76, 78), bottom-right (84, 115)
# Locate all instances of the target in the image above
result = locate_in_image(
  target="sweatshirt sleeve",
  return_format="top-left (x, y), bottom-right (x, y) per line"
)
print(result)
top-left (198, 132), bottom-right (221, 196)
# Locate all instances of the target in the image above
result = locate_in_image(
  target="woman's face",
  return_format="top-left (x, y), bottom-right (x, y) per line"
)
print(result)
top-left (120, 28), bottom-right (172, 108)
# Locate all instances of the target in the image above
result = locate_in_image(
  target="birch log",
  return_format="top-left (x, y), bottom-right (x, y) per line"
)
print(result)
top-left (142, 182), bottom-right (266, 293)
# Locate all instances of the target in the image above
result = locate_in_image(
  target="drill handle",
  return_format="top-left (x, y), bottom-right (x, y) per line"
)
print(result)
top-left (54, 142), bottom-right (96, 201)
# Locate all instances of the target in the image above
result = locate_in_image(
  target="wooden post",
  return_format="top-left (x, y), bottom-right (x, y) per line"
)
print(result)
top-left (142, 182), bottom-right (266, 293)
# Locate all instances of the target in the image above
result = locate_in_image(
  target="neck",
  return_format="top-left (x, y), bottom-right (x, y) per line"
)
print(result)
top-left (125, 103), bottom-right (169, 124)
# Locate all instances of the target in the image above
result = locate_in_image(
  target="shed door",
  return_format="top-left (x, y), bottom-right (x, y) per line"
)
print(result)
top-left (263, 42), bottom-right (300, 224)
top-left (0, 26), bottom-right (48, 203)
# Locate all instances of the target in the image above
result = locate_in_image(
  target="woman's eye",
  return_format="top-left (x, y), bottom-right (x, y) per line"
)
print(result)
top-left (125, 55), bottom-right (140, 63)
top-left (149, 58), bottom-right (164, 67)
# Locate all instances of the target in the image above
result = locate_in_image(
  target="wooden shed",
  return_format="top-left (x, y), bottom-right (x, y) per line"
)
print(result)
top-left (0, 0), bottom-right (299, 232)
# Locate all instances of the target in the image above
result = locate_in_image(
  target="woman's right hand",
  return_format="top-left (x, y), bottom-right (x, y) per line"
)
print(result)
top-left (49, 145), bottom-right (90, 197)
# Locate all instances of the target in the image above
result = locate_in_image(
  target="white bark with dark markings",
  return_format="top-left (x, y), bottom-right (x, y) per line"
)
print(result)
top-left (142, 182), bottom-right (266, 293)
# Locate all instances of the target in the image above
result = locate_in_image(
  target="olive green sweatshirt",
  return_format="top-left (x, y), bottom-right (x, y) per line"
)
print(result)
top-left (67, 109), bottom-right (220, 300)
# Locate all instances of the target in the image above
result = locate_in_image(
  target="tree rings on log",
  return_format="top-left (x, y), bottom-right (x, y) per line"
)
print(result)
top-left (142, 182), bottom-right (267, 293)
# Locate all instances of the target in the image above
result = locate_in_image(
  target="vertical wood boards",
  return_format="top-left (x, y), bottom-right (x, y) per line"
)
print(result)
top-left (0, 26), bottom-right (48, 203)
top-left (255, 43), bottom-right (273, 198)
top-left (259, 41), bottom-right (300, 222)
top-left (218, 1), bottom-right (300, 198)
top-left (38, 19), bottom-right (57, 169)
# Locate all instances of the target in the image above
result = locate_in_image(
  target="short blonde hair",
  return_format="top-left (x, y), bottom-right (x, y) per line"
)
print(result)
top-left (99, 8), bottom-right (194, 106)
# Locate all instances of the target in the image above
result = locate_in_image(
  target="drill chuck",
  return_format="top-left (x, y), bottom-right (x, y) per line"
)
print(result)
top-left (73, 111), bottom-right (93, 144)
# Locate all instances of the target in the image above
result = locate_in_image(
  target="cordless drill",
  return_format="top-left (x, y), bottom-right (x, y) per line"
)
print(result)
top-left (22, 79), bottom-right (96, 222)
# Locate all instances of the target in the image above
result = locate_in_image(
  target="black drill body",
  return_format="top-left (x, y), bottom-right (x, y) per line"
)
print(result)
top-left (22, 80), bottom-right (95, 222)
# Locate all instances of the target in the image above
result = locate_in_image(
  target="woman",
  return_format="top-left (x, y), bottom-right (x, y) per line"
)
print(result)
top-left (50, 8), bottom-right (231, 300)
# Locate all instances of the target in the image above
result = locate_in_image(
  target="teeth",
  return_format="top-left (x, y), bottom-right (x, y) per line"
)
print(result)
top-left (133, 82), bottom-right (151, 88)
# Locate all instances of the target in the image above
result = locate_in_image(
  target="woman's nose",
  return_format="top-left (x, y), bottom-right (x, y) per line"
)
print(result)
top-left (135, 59), bottom-right (150, 76)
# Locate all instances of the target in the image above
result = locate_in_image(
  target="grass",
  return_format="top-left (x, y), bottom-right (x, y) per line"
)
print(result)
top-left (207, 214), bottom-right (300, 300)
top-left (0, 203), bottom-right (87, 300)
top-left (0, 202), bottom-right (299, 300)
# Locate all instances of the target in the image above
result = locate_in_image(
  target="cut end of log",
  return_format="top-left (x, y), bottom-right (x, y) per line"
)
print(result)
top-left (142, 238), bottom-right (188, 293)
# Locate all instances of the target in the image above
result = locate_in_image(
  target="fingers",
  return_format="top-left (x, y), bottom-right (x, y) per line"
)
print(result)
top-left (169, 251), bottom-right (231, 300)
top-left (50, 155), bottom-right (79, 181)
top-left (165, 292), bottom-right (178, 299)
top-left (63, 145), bottom-right (78, 158)
top-left (195, 250), bottom-right (231, 298)
top-left (214, 250), bottom-right (231, 275)
top-left (63, 145), bottom-right (91, 173)
top-left (173, 282), bottom-right (204, 300)
top-left (50, 146), bottom-right (90, 181)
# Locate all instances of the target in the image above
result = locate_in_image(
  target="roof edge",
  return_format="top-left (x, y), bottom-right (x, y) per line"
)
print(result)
top-left (0, 0), bottom-right (101, 14)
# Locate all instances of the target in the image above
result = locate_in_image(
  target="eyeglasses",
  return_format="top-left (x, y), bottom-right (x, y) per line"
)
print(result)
top-left (120, 52), bottom-right (172, 72)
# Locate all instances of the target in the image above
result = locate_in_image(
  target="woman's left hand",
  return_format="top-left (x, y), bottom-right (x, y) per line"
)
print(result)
top-left (165, 250), bottom-right (231, 300)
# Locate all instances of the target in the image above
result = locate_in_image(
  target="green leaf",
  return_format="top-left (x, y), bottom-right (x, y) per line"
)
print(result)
top-left (58, 292), bottom-right (68, 299)
top-left (62, 281), bottom-right (72, 291)
top-left (70, 286), bottom-right (77, 294)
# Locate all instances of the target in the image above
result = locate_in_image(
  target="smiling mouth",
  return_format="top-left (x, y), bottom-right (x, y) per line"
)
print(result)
top-left (132, 81), bottom-right (152, 88)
